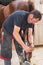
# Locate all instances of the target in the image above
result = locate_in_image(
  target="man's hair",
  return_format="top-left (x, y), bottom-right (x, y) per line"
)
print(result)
top-left (30, 10), bottom-right (42, 20)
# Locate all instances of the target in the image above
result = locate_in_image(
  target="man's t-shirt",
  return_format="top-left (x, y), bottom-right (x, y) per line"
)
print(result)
top-left (2, 10), bottom-right (34, 35)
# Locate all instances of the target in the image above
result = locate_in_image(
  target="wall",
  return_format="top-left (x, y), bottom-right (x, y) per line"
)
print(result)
top-left (33, 0), bottom-right (43, 45)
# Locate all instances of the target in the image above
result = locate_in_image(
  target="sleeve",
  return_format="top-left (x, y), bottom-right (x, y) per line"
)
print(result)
top-left (14, 14), bottom-right (22, 28)
top-left (28, 23), bottom-right (34, 28)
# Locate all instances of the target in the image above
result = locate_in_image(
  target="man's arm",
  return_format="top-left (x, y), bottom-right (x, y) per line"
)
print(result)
top-left (28, 28), bottom-right (34, 48)
top-left (13, 25), bottom-right (33, 53)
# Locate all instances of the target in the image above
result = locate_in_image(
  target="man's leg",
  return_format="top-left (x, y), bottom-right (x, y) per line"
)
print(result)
top-left (1, 27), bottom-right (12, 65)
top-left (4, 60), bottom-right (11, 65)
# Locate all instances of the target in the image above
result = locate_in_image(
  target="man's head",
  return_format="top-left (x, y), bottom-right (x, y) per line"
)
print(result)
top-left (27, 10), bottom-right (42, 24)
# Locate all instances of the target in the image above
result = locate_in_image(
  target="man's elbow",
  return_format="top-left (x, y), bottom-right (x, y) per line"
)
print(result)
top-left (13, 31), bottom-right (16, 38)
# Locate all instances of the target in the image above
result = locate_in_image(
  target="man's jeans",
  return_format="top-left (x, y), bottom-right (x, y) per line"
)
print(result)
top-left (1, 27), bottom-right (12, 58)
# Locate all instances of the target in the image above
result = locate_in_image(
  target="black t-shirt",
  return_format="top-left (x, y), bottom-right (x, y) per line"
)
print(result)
top-left (2, 10), bottom-right (34, 35)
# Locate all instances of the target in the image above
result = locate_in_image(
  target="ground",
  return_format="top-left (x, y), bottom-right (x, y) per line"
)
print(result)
top-left (0, 47), bottom-right (43, 65)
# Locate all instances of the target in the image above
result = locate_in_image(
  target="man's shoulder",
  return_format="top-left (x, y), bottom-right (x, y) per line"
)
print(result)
top-left (16, 10), bottom-right (29, 15)
top-left (15, 10), bottom-right (29, 13)
top-left (11, 10), bottom-right (29, 16)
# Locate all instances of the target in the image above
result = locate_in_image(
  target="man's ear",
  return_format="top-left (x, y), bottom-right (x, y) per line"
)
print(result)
top-left (29, 14), bottom-right (34, 19)
top-left (36, 18), bottom-right (39, 21)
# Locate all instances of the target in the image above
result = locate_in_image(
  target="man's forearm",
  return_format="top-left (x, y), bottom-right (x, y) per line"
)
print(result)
top-left (28, 35), bottom-right (34, 47)
top-left (13, 31), bottom-right (26, 49)
top-left (29, 35), bottom-right (33, 44)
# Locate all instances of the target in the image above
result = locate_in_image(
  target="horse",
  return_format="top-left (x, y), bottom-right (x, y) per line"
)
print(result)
top-left (0, 0), bottom-right (34, 28)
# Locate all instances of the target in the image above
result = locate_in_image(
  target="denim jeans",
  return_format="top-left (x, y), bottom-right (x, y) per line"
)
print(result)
top-left (1, 27), bottom-right (12, 58)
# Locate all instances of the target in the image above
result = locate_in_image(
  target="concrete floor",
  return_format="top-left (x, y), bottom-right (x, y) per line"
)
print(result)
top-left (31, 47), bottom-right (43, 65)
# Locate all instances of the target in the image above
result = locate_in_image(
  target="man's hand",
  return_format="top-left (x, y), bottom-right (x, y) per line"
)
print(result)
top-left (23, 45), bottom-right (33, 53)
top-left (31, 43), bottom-right (34, 48)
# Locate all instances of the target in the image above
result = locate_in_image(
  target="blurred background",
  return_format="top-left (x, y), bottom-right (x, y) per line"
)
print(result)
top-left (0, 0), bottom-right (43, 65)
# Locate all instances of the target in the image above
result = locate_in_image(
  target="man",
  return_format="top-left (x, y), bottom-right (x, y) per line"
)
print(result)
top-left (0, 10), bottom-right (42, 65)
